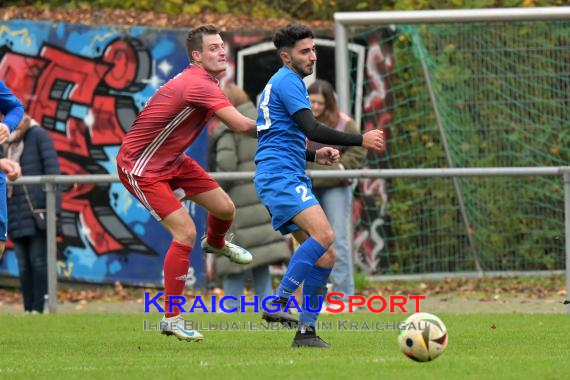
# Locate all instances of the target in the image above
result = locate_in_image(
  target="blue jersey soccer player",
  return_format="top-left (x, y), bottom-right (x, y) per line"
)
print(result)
top-left (254, 24), bottom-right (384, 348)
top-left (0, 80), bottom-right (24, 256)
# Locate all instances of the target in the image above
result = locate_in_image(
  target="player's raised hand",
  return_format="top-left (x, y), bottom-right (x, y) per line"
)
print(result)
top-left (362, 129), bottom-right (384, 153)
top-left (315, 147), bottom-right (341, 166)
top-left (0, 158), bottom-right (21, 181)
top-left (0, 123), bottom-right (10, 144)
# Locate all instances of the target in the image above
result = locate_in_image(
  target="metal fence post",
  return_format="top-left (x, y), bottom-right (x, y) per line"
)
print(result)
top-left (45, 181), bottom-right (58, 313)
top-left (334, 20), bottom-right (350, 115)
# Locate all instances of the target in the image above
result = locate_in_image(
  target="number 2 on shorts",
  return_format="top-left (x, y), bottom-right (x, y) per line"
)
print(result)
top-left (295, 185), bottom-right (313, 202)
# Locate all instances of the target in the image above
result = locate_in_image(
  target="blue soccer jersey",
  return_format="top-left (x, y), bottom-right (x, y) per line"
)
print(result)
top-left (253, 66), bottom-right (319, 234)
top-left (255, 66), bottom-right (310, 174)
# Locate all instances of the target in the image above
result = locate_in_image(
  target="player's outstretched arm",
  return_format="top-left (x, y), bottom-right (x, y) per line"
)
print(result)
top-left (361, 129), bottom-right (384, 153)
top-left (214, 106), bottom-right (257, 137)
top-left (293, 109), bottom-right (384, 153)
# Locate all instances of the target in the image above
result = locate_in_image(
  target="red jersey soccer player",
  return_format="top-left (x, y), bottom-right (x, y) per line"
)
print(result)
top-left (117, 25), bottom-right (256, 342)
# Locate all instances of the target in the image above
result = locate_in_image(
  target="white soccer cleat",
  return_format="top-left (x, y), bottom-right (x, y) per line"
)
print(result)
top-left (160, 315), bottom-right (204, 342)
top-left (201, 236), bottom-right (253, 264)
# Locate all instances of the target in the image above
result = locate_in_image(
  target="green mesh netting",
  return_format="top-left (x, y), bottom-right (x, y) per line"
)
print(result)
top-left (350, 21), bottom-right (569, 275)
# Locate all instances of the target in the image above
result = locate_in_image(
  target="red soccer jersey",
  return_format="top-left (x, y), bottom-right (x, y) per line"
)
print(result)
top-left (117, 65), bottom-right (231, 176)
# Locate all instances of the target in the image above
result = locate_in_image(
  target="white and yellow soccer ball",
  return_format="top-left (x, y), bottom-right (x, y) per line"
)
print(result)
top-left (398, 312), bottom-right (448, 362)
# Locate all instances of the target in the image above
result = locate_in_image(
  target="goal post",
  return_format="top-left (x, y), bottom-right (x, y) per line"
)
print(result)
top-left (335, 7), bottom-right (570, 115)
top-left (334, 7), bottom-right (570, 309)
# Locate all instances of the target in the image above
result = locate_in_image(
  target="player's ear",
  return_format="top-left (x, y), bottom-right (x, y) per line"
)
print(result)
top-left (191, 49), bottom-right (202, 64)
top-left (279, 49), bottom-right (291, 65)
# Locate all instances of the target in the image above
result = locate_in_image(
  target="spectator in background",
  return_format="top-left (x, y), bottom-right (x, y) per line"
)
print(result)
top-left (0, 79), bottom-right (24, 256)
top-left (4, 114), bottom-right (60, 313)
top-left (307, 79), bottom-right (367, 305)
top-left (211, 83), bottom-right (290, 309)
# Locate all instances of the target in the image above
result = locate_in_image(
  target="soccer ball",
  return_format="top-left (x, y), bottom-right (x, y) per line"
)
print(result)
top-left (398, 312), bottom-right (448, 362)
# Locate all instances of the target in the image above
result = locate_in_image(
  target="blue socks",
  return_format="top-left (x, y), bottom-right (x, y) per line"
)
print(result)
top-left (276, 237), bottom-right (327, 298)
top-left (300, 265), bottom-right (332, 329)
top-left (274, 237), bottom-right (332, 330)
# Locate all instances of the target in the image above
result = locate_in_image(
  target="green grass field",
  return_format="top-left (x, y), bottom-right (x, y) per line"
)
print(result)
top-left (1, 312), bottom-right (569, 379)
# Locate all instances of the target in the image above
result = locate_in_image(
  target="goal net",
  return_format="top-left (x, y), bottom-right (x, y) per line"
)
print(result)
top-left (344, 15), bottom-right (569, 275)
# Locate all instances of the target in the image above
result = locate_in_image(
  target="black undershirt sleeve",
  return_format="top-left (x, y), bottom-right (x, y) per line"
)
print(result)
top-left (306, 149), bottom-right (316, 162)
top-left (293, 108), bottom-right (363, 146)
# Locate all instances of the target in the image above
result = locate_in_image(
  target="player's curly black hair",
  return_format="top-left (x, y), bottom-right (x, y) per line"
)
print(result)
top-left (273, 24), bottom-right (314, 51)
top-left (186, 24), bottom-right (220, 62)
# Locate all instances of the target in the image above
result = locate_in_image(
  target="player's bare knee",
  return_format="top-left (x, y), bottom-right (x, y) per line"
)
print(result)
top-left (172, 228), bottom-right (196, 247)
top-left (178, 233), bottom-right (196, 247)
top-left (316, 228), bottom-right (335, 248)
top-left (0, 242), bottom-right (4, 255)
top-left (222, 199), bottom-right (236, 220)
top-left (213, 195), bottom-right (235, 220)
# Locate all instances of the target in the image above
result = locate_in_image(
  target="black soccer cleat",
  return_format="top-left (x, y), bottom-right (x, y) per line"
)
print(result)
top-left (262, 296), bottom-right (298, 328)
top-left (292, 331), bottom-right (331, 349)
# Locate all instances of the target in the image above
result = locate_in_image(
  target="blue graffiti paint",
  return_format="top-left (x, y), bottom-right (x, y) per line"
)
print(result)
top-left (0, 19), bottom-right (208, 287)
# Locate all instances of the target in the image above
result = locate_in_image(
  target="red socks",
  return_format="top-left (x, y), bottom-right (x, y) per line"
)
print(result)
top-left (163, 240), bottom-right (192, 318)
top-left (207, 214), bottom-right (233, 249)
top-left (162, 215), bottom-right (232, 317)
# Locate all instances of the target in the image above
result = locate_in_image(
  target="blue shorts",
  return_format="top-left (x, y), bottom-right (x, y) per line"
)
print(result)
top-left (0, 174), bottom-right (6, 241)
top-left (254, 172), bottom-right (320, 235)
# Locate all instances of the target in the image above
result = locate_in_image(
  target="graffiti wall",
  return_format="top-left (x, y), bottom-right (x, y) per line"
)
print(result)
top-left (0, 19), bottom-right (386, 286)
top-left (0, 20), bottom-right (208, 287)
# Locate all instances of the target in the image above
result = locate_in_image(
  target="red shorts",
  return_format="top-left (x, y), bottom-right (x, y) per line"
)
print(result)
top-left (118, 156), bottom-right (219, 221)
